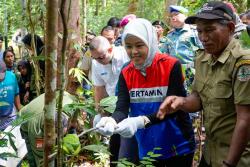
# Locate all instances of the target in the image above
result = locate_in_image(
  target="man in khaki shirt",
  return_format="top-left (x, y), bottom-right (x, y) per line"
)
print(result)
top-left (157, 1), bottom-right (250, 167)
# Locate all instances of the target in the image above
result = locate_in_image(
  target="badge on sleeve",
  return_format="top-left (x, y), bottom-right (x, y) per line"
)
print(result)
top-left (237, 65), bottom-right (250, 81)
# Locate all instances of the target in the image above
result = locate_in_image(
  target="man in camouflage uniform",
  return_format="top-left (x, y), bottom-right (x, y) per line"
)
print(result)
top-left (157, 1), bottom-right (250, 167)
top-left (161, 5), bottom-right (203, 92)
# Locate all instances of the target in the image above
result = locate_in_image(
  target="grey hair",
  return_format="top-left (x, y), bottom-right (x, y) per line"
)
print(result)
top-left (89, 36), bottom-right (110, 52)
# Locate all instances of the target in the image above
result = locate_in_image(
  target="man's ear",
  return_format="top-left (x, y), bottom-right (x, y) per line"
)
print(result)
top-left (227, 21), bottom-right (235, 35)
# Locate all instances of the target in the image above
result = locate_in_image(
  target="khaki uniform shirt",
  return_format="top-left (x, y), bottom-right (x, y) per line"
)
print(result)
top-left (192, 39), bottom-right (250, 167)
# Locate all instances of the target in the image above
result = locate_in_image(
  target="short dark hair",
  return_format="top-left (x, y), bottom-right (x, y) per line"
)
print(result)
top-left (107, 17), bottom-right (121, 28)
top-left (245, 11), bottom-right (250, 20)
top-left (22, 34), bottom-right (44, 55)
top-left (152, 20), bottom-right (165, 28)
top-left (0, 35), bottom-right (3, 42)
top-left (87, 31), bottom-right (96, 37)
top-left (3, 49), bottom-right (15, 60)
top-left (100, 26), bottom-right (114, 35)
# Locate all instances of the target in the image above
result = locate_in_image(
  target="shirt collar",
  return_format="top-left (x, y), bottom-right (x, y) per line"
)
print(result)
top-left (201, 38), bottom-right (237, 64)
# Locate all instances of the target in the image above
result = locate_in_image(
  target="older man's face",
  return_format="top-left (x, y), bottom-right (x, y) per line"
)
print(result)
top-left (196, 19), bottom-right (233, 57)
top-left (170, 12), bottom-right (186, 28)
top-left (90, 47), bottom-right (112, 65)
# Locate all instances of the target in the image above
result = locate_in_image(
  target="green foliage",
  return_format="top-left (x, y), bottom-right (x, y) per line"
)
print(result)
top-left (115, 148), bottom-right (162, 167)
top-left (181, 0), bottom-right (250, 15)
top-left (100, 96), bottom-right (118, 113)
top-left (239, 31), bottom-right (250, 49)
top-left (69, 67), bottom-right (92, 86)
top-left (83, 144), bottom-right (109, 154)
top-left (62, 134), bottom-right (81, 156)
top-left (85, 0), bottom-right (166, 34)
top-left (0, 0), bottom-right (45, 39)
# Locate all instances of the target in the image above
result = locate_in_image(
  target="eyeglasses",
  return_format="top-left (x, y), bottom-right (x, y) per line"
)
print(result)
top-left (91, 47), bottom-right (113, 60)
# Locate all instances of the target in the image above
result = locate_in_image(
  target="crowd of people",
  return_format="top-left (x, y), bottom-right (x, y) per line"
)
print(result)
top-left (0, 0), bottom-right (250, 167)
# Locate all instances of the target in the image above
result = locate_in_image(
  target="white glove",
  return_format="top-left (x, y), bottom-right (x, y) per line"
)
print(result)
top-left (115, 116), bottom-right (148, 138)
top-left (93, 114), bottom-right (102, 128)
top-left (95, 117), bottom-right (117, 136)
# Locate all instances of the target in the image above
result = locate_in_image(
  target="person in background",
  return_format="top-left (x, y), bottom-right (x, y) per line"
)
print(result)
top-left (241, 10), bottom-right (250, 25)
top-left (7, 46), bottom-right (14, 52)
top-left (152, 20), bottom-right (166, 48)
top-left (78, 31), bottom-right (96, 82)
top-left (22, 34), bottom-right (45, 77)
top-left (157, 2), bottom-right (250, 167)
top-left (107, 17), bottom-right (122, 46)
top-left (17, 60), bottom-right (34, 105)
top-left (0, 61), bottom-right (21, 131)
top-left (83, 31), bottom-right (96, 54)
top-left (100, 26), bottom-right (116, 45)
top-left (96, 18), bottom-right (195, 167)
top-left (161, 5), bottom-right (202, 92)
top-left (90, 36), bottom-right (138, 166)
top-left (3, 49), bottom-right (16, 72)
top-left (119, 14), bottom-right (136, 28)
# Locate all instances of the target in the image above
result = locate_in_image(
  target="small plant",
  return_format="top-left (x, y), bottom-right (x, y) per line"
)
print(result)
top-left (115, 148), bottom-right (162, 167)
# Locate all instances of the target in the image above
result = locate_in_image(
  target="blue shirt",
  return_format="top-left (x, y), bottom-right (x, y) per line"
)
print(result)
top-left (0, 71), bottom-right (19, 117)
top-left (161, 24), bottom-right (203, 66)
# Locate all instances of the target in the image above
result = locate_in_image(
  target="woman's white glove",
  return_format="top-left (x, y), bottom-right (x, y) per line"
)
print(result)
top-left (95, 117), bottom-right (117, 136)
top-left (115, 116), bottom-right (148, 138)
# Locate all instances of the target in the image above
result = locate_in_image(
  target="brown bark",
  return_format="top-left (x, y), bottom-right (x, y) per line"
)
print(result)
top-left (82, 0), bottom-right (87, 45)
top-left (44, 0), bottom-right (58, 166)
top-left (57, 0), bottom-right (81, 93)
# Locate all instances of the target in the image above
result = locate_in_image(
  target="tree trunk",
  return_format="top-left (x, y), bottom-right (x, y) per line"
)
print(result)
top-left (57, 0), bottom-right (81, 94)
top-left (27, 0), bottom-right (42, 96)
top-left (56, 0), bottom-right (68, 165)
top-left (95, 0), bottom-right (99, 16)
top-left (44, 0), bottom-right (58, 166)
top-left (102, 0), bottom-right (107, 8)
top-left (82, 0), bottom-right (87, 45)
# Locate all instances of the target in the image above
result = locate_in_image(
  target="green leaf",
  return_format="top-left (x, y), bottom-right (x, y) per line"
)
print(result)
top-left (0, 101), bottom-right (9, 107)
top-left (117, 164), bottom-right (127, 167)
top-left (149, 153), bottom-right (162, 158)
top-left (100, 96), bottom-right (117, 107)
top-left (147, 151), bottom-right (154, 156)
top-left (83, 144), bottom-right (109, 154)
top-left (120, 160), bottom-right (135, 166)
top-left (142, 157), bottom-right (156, 162)
top-left (0, 152), bottom-right (18, 160)
top-left (103, 105), bottom-right (116, 113)
top-left (8, 134), bottom-right (17, 152)
top-left (139, 160), bottom-right (152, 165)
top-left (153, 147), bottom-right (162, 150)
top-left (239, 31), bottom-right (250, 48)
top-left (63, 134), bottom-right (81, 155)
top-left (0, 139), bottom-right (8, 147)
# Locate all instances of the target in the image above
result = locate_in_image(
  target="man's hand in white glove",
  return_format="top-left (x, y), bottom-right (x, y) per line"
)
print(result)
top-left (95, 117), bottom-right (117, 136)
top-left (115, 116), bottom-right (149, 138)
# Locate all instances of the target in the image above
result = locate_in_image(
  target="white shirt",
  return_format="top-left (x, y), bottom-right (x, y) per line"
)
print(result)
top-left (92, 46), bottom-right (129, 96)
